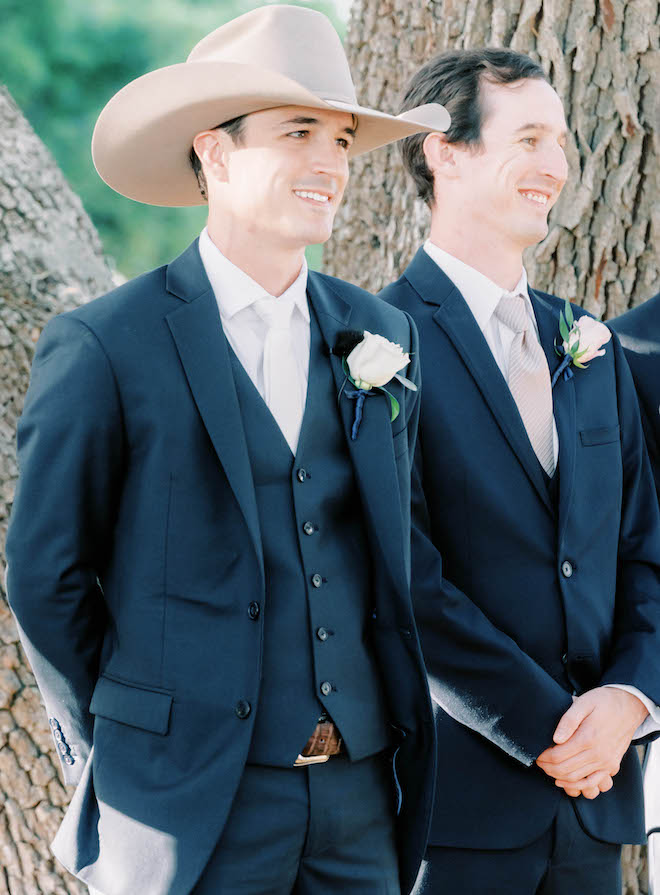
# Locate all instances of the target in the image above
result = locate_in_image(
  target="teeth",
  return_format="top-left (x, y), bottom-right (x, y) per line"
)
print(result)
top-left (520, 191), bottom-right (548, 205)
top-left (295, 191), bottom-right (330, 202)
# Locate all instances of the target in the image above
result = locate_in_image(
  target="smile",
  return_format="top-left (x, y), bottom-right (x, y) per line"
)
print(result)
top-left (519, 190), bottom-right (549, 206)
top-left (294, 190), bottom-right (331, 203)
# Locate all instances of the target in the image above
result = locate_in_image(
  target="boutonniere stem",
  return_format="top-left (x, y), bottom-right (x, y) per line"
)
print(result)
top-left (552, 300), bottom-right (611, 389)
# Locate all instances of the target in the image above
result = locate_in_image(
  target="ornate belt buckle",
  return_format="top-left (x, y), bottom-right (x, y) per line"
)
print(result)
top-left (294, 753), bottom-right (330, 767)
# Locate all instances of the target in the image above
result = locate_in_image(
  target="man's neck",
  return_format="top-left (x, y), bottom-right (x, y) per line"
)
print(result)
top-left (427, 220), bottom-right (524, 292)
top-left (206, 222), bottom-right (305, 297)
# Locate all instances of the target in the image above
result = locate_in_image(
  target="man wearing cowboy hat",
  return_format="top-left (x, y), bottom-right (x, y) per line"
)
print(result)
top-left (5, 6), bottom-right (449, 895)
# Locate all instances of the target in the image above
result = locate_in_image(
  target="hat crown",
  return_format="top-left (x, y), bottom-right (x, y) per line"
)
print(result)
top-left (187, 5), bottom-right (357, 106)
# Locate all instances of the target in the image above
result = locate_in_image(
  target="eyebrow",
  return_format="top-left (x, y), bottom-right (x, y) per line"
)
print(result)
top-left (277, 116), bottom-right (357, 137)
top-left (515, 122), bottom-right (568, 140)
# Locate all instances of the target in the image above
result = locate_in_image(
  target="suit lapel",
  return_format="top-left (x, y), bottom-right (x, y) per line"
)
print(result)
top-left (307, 273), bottom-right (409, 594)
top-left (164, 241), bottom-right (264, 579)
top-left (530, 289), bottom-right (577, 542)
top-left (405, 249), bottom-right (553, 513)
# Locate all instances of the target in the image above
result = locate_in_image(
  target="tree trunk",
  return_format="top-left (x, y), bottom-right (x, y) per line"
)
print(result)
top-left (324, 2), bottom-right (657, 892)
top-left (0, 85), bottom-right (115, 895)
top-left (324, 0), bottom-right (658, 321)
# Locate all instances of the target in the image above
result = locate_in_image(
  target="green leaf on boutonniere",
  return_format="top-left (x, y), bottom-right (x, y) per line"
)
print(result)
top-left (381, 387), bottom-right (400, 422)
top-left (559, 313), bottom-right (570, 344)
top-left (564, 299), bottom-right (574, 327)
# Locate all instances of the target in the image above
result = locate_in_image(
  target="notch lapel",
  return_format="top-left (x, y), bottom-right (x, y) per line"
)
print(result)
top-left (405, 249), bottom-right (553, 513)
top-left (530, 290), bottom-right (577, 542)
top-left (307, 273), bottom-right (409, 595)
top-left (164, 241), bottom-right (264, 579)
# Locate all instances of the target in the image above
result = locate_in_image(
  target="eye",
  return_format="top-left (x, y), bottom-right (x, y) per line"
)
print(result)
top-left (521, 136), bottom-right (537, 146)
top-left (287, 129), bottom-right (309, 138)
top-left (336, 137), bottom-right (352, 150)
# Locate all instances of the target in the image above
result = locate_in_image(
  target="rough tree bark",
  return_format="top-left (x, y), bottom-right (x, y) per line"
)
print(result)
top-left (325, 0), bottom-right (658, 320)
top-left (324, 1), bottom-right (657, 893)
top-left (0, 86), bottom-right (115, 895)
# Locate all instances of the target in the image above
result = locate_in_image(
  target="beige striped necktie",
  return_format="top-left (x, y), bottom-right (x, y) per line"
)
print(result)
top-left (495, 293), bottom-right (555, 477)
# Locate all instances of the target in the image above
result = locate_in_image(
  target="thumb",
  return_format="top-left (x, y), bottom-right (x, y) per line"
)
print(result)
top-left (553, 698), bottom-right (590, 744)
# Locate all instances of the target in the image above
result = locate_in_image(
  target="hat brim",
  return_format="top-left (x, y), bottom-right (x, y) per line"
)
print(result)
top-left (91, 61), bottom-right (450, 206)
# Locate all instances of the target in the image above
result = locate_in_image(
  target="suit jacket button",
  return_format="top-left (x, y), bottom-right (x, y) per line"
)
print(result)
top-left (235, 699), bottom-right (251, 720)
top-left (311, 573), bottom-right (323, 588)
top-left (303, 521), bottom-right (315, 536)
top-left (296, 468), bottom-right (307, 483)
top-left (561, 560), bottom-right (573, 578)
top-left (247, 601), bottom-right (260, 620)
top-left (316, 627), bottom-right (328, 641)
top-left (561, 653), bottom-right (568, 665)
top-left (320, 681), bottom-right (332, 696)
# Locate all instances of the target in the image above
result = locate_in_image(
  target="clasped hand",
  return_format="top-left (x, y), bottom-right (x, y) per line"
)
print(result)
top-left (535, 687), bottom-right (648, 800)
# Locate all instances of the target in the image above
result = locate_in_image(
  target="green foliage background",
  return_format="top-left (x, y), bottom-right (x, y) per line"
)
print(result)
top-left (3, 0), bottom-right (346, 278)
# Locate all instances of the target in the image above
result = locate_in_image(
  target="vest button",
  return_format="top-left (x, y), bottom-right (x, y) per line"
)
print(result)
top-left (316, 627), bottom-right (328, 641)
top-left (235, 699), bottom-right (251, 720)
top-left (311, 573), bottom-right (323, 588)
top-left (53, 729), bottom-right (63, 742)
top-left (561, 560), bottom-right (573, 578)
top-left (561, 652), bottom-right (568, 665)
top-left (296, 468), bottom-right (307, 483)
top-left (303, 521), bottom-right (315, 536)
top-left (247, 601), bottom-right (260, 620)
top-left (64, 755), bottom-right (75, 766)
top-left (320, 681), bottom-right (332, 697)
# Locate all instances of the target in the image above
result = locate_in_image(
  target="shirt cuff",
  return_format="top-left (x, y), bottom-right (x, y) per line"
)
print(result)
top-left (605, 684), bottom-right (660, 739)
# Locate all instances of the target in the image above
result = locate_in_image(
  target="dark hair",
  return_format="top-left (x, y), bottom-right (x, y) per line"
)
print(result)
top-left (189, 114), bottom-right (247, 200)
top-left (399, 49), bottom-right (547, 207)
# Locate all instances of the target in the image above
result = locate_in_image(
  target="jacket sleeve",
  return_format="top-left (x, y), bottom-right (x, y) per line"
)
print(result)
top-left (410, 438), bottom-right (574, 766)
top-left (598, 333), bottom-right (660, 728)
top-left (6, 314), bottom-right (125, 784)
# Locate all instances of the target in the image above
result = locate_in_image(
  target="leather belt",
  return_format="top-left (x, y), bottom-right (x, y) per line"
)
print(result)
top-left (294, 719), bottom-right (343, 766)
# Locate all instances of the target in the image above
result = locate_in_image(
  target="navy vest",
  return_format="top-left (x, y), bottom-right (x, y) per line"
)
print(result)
top-left (228, 307), bottom-right (391, 766)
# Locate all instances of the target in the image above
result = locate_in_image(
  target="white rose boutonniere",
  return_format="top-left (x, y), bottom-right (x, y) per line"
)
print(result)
top-left (333, 330), bottom-right (417, 440)
top-left (552, 300), bottom-right (612, 388)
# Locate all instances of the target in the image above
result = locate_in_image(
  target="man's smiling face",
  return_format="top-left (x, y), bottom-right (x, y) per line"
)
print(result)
top-left (454, 77), bottom-right (568, 253)
top-left (213, 105), bottom-right (355, 255)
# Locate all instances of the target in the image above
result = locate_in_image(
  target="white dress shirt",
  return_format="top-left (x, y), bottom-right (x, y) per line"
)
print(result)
top-left (424, 240), bottom-right (660, 739)
top-left (198, 227), bottom-right (310, 452)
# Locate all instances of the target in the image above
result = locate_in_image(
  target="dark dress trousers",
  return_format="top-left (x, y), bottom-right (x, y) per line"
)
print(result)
top-left (6, 240), bottom-right (435, 895)
top-left (380, 249), bottom-right (660, 861)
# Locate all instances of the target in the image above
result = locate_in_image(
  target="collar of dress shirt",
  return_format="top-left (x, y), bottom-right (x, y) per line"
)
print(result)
top-left (423, 239), bottom-right (532, 334)
top-left (198, 227), bottom-right (310, 322)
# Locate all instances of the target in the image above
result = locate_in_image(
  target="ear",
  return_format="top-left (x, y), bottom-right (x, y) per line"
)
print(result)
top-left (422, 132), bottom-right (460, 179)
top-left (192, 129), bottom-right (231, 184)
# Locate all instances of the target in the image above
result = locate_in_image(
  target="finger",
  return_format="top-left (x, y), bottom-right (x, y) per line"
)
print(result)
top-left (557, 781), bottom-right (582, 798)
top-left (552, 698), bottom-right (594, 745)
top-left (537, 743), bottom-right (590, 768)
top-left (543, 760), bottom-right (603, 783)
top-left (581, 785), bottom-right (600, 800)
top-left (554, 770), bottom-right (614, 792)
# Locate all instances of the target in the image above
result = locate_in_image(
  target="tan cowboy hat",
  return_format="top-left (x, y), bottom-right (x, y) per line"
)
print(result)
top-left (91, 4), bottom-right (450, 207)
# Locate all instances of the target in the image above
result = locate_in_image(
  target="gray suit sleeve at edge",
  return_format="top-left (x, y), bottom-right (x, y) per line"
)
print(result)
top-left (6, 314), bottom-right (125, 785)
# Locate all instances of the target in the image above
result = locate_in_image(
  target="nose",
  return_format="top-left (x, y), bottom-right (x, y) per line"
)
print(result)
top-left (310, 133), bottom-right (348, 180)
top-left (540, 141), bottom-right (568, 186)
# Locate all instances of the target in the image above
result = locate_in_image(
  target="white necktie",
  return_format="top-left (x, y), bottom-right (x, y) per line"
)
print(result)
top-left (495, 293), bottom-right (555, 477)
top-left (253, 295), bottom-right (304, 453)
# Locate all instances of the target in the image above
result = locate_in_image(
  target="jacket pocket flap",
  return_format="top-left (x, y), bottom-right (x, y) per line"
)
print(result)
top-left (580, 425), bottom-right (620, 446)
top-left (89, 676), bottom-right (173, 735)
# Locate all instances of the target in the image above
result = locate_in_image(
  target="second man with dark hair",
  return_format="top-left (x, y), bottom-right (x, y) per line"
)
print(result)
top-left (381, 48), bottom-right (660, 894)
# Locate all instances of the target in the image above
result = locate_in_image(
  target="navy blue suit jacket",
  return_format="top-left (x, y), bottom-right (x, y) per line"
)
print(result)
top-left (381, 248), bottom-right (660, 849)
top-left (611, 293), bottom-right (660, 503)
top-left (6, 241), bottom-right (434, 895)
